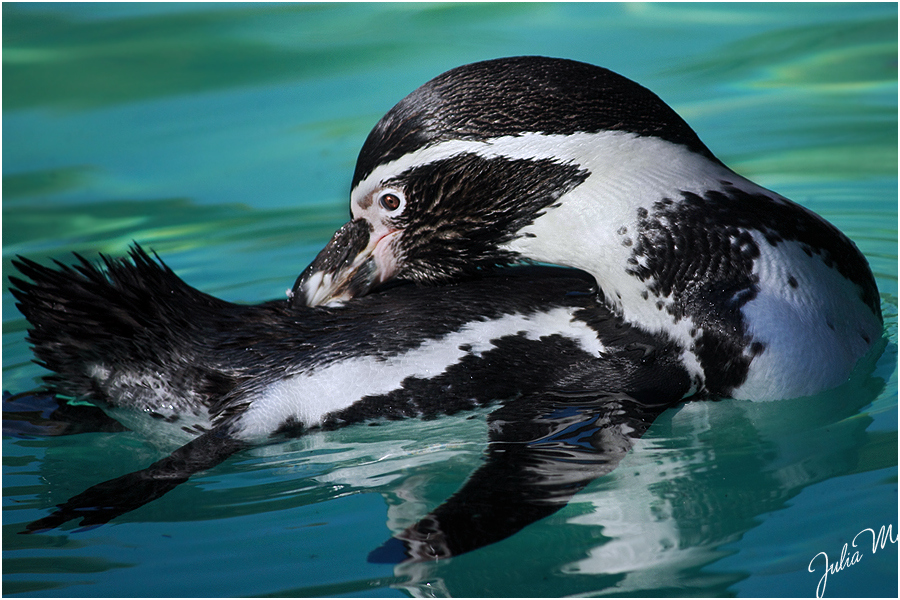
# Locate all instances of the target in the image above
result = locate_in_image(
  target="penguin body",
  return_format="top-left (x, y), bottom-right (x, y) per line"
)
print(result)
top-left (296, 56), bottom-right (883, 400)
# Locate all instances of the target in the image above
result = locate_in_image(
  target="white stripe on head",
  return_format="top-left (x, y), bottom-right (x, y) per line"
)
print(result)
top-left (352, 131), bottom-right (731, 208)
top-left (351, 131), bottom-right (742, 320)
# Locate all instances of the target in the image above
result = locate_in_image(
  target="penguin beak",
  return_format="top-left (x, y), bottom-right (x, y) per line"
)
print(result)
top-left (292, 219), bottom-right (401, 307)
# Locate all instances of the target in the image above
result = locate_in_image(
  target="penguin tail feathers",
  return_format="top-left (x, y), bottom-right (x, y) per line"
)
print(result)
top-left (9, 245), bottom-right (222, 400)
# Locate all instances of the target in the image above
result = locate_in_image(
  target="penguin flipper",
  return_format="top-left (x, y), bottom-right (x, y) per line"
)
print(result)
top-left (23, 427), bottom-right (247, 533)
top-left (368, 392), bottom-right (670, 563)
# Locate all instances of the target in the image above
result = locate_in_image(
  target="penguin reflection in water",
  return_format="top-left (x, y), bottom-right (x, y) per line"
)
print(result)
top-left (11, 57), bottom-right (882, 563)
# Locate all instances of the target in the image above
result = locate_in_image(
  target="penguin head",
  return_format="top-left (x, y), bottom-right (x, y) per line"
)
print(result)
top-left (293, 56), bottom-right (716, 306)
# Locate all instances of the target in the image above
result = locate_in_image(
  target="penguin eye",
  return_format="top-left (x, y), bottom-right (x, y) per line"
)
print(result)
top-left (379, 192), bottom-right (403, 212)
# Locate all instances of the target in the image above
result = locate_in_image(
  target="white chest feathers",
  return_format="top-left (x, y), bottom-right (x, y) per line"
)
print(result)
top-left (733, 232), bottom-right (882, 399)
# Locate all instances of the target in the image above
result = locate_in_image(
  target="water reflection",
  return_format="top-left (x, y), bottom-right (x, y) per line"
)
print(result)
top-left (385, 356), bottom-right (890, 596)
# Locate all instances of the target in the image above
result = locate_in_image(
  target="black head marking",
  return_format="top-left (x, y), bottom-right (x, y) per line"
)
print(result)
top-left (353, 56), bottom-right (719, 188)
top-left (384, 152), bottom-right (589, 283)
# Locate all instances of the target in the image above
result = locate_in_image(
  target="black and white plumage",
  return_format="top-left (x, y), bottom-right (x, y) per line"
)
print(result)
top-left (10, 246), bottom-right (687, 560)
top-left (296, 56), bottom-right (883, 401)
top-left (10, 55), bottom-right (884, 564)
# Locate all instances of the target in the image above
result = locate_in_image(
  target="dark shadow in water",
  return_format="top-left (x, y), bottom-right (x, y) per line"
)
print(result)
top-left (3, 391), bottom-right (128, 437)
top-left (370, 394), bottom-right (666, 563)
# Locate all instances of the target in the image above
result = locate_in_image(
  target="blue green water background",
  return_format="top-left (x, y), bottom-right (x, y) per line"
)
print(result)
top-left (3, 3), bottom-right (897, 597)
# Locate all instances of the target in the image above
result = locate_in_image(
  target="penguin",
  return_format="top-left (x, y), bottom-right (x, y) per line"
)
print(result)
top-left (10, 55), bottom-right (884, 564)
top-left (294, 56), bottom-right (883, 401)
top-left (10, 245), bottom-right (689, 561)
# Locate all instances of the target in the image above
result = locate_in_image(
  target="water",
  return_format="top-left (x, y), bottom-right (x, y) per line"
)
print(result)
top-left (3, 3), bottom-right (897, 597)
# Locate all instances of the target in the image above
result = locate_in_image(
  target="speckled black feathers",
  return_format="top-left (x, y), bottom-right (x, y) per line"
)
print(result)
top-left (627, 184), bottom-right (882, 393)
top-left (632, 185), bottom-right (880, 317)
top-left (353, 56), bottom-right (719, 188)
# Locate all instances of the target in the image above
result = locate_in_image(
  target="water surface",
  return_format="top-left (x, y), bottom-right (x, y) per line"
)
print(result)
top-left (3, 3), bottom-right (897, 597)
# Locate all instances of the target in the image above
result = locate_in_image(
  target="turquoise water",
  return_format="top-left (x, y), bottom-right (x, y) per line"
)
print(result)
top-left (3, 3), bottom-right (897, 597)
